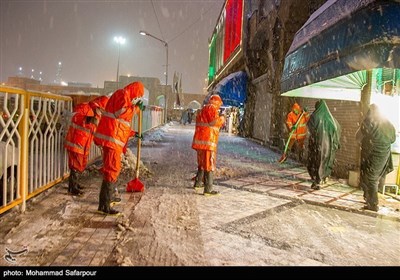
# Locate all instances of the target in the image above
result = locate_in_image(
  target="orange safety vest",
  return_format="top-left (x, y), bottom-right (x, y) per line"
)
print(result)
top-left (64, 103), bottom-right (96, 156)
top-left (94, 82), bottom-right (143, 152)
top-left (192, 104), bottom-right (225, 151)
top-left (286, 111), bottom-right (310, 140)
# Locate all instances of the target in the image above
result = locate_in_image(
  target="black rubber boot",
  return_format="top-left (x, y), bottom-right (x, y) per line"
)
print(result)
top-left (194, 169), bottom-right (204, 189)
top-left (364, 187), bottom-right (379, 212)
top-left (111, 187), bottom-right (122, 206)
top-left (204, 171), bottom-right (219, 196)
top-left (71, 169), bottom-right (85, 190)
top-left (68, 170), bottom-right (84, 196)
top-left (98, 180), bottom-right (120, 215)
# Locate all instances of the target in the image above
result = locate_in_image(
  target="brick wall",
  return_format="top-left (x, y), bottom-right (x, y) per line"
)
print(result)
top-left (300, 98), bottom-right (362, 178)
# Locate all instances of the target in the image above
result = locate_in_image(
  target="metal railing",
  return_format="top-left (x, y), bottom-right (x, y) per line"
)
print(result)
top-left (0, 86), bottom-right (164, 214)
top-left (1, 86), bottom-right (72, 214)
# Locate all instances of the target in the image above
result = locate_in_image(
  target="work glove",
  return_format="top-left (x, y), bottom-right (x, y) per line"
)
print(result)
top-left (291, 125), bottom-right (297, 132)
top-left (303, 106), bottom-right (309, 112)
top-left (136, 100), bottom-right (145, 111)
top-left (86, 116), bottom-right (98, 126)
top-left (135, 132), bottom-right (144, 140)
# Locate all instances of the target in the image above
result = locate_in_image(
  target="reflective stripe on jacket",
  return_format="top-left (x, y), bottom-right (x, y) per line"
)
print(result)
top-left (286, 111), bottom-right (310, 140)
top-left (192, 104), bottom-right (225, 151)
top-left (94, 83), bottom-right (143, 151)
top-left (64, 103), bottom-right (96, 155)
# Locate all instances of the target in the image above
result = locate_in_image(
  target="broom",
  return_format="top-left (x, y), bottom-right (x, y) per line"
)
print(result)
top-left (278, 111), bottom-right (305, 164)
top-left (126, 109), bottom-right (145, 192)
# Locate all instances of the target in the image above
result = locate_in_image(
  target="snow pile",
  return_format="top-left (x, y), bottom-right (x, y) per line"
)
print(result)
top-left (142, 130), bottom-right (164, 144)
top-left (120, 148), bottom-right (151, 178)
top-left (214, 167), bottom-right (238, 179)
top-left (114, 218), bottom-right (136, 266)
top-left (141, 124), bottom-right (168, 146)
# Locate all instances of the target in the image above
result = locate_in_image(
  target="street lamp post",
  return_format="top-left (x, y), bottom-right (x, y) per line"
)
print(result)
top-left (139, 31), bottom-right (168, 123)
top-left (114, 36), bottom-right (126, 86)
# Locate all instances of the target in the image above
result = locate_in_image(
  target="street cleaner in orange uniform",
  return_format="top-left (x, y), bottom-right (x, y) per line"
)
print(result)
top-left (192, 94), bottom-right (225, 196)
top-left (94, 82), bottom-right (144, 215)
top-left (64, 95), bottom-right (109, 196)
top-left (279, 102), bottom-right (310, 163)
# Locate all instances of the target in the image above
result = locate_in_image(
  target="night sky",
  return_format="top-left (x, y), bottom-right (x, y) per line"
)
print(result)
top-left (0, 0), bottom-right (224, 93)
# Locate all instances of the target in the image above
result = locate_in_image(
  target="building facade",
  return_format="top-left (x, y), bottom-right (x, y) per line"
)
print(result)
top-left (205, 0), bottom-right (400, 180)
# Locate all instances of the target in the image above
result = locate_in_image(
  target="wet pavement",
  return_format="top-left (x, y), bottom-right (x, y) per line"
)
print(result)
top-left (0, 122), bottom-right (399, 267)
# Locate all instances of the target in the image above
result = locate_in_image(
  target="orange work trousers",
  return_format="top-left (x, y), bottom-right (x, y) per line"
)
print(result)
top-left (102, 146), bottom-right (122, 183)
top-left (68, 150), bottom-right (88, 173)
top-left (196, 149), bottom-right (217, 172)
top-left (288, 138), bottom-right (305, 151)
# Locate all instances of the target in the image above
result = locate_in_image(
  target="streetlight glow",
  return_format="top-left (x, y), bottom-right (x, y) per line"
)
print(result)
top-left (139, 30), bottom-right (169, 123)
top-left (114, 36), bottom-right (126, 84)
top-left (114, 36), bottom-right (126, 45)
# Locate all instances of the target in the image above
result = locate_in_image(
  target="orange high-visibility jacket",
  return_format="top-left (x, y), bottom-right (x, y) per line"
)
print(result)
top-left (94, 82), bottom-right (144, 152)
top-left (286, 103), bottom-right (310, 140)
top-left (89, 95), bottom-right (109, 124)
top-left (64, 103), bottom-right (96, 156)
top-left (89, 95), bottom-right (109, 112)
top-left (192, 103), bottom-right (225, 151)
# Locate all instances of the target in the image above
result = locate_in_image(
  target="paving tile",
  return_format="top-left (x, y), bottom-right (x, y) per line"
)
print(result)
top-left (269, 188), bottom-right (306, 197)
top-left (78, 227), bottom-right (96, 234)
top-left (70, 254), bottom-right (92, 266)
top-left (51, 255), bottom-right (71, 266)
top-left (89, 252), bottom-right (108, 266)
top-left (236, 177), bottom-right (265, 183)
top-left (330, 199), bottom-right (365, 209)
top-left (71, 236), bottom-right (91, 243)
top-left (351, 189), bottom-right (365, 196)
top-left (312, 189), bottom-right (346, 198)
top-left (300, 194), bottom-right (335, 203)
top-left (91, 228), bottom-right (112, 238)
top-left (259, 180), bottom-right (291, 187)
top-left (242, 184), bottom-right (278, 193)
top-left (340, 193), bottom-right (365, 203)
top-left (294, 173), bottom-right (312, 180)
top-left (71, 247), bottom-right (97, 266)
top-left (58, 248), bottom-right (78, 259)
top-left (280, 169), bottom-right (306, 176)
top-left (63, 242), bottom-right (84, 252)
top-left (220, 179), bottom-right (250, 187)
top-left (324, 184), bottom-right (355, 193)
top-left (287, 183), bottom-right (313, 192)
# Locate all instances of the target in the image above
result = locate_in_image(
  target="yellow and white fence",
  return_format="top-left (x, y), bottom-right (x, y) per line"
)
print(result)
top-left (0, 86), bottom-right (164, 214)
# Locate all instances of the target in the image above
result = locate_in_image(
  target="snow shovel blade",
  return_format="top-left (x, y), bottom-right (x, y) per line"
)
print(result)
top-left (126, 178), bottom-right (145, 192)
top-left (278, 153), bottom-right (287, 164)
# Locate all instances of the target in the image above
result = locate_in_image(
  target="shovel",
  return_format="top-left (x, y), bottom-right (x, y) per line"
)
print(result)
top-left (126, 109), bottom-right (145, 192)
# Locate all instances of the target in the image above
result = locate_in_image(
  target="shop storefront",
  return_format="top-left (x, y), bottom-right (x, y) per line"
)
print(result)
top-left (280, 0), bottom-right (400, 185)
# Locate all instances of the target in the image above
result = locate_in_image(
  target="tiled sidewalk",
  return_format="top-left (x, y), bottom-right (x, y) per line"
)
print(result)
top-left (217, 164), bottom-right (400, 221)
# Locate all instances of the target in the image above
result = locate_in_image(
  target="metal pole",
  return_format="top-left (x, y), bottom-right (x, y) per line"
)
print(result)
top-left (164, 43), bottom-right (168, 123)
top-left (116, 44), bottom-right (120, 85)
top-left (139, 31), bottom-right (169, 123)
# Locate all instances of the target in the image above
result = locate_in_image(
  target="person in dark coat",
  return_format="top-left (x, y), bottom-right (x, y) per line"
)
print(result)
top-left (181, 109), bottom-right (189, 125)
top-left (357, 104), bottom-right (396, 212)
top-left (307, 100), bottom-right (341, 190)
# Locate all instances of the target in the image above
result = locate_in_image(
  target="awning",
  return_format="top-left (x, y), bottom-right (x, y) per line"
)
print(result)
top-left (213, 71), bottom-right (247, 107)
top-left (280, 0), bottom-right (400, 98)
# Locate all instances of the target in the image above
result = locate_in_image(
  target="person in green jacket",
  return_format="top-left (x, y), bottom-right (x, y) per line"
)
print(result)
top-left (307, 100), bottom-right (341, 190)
